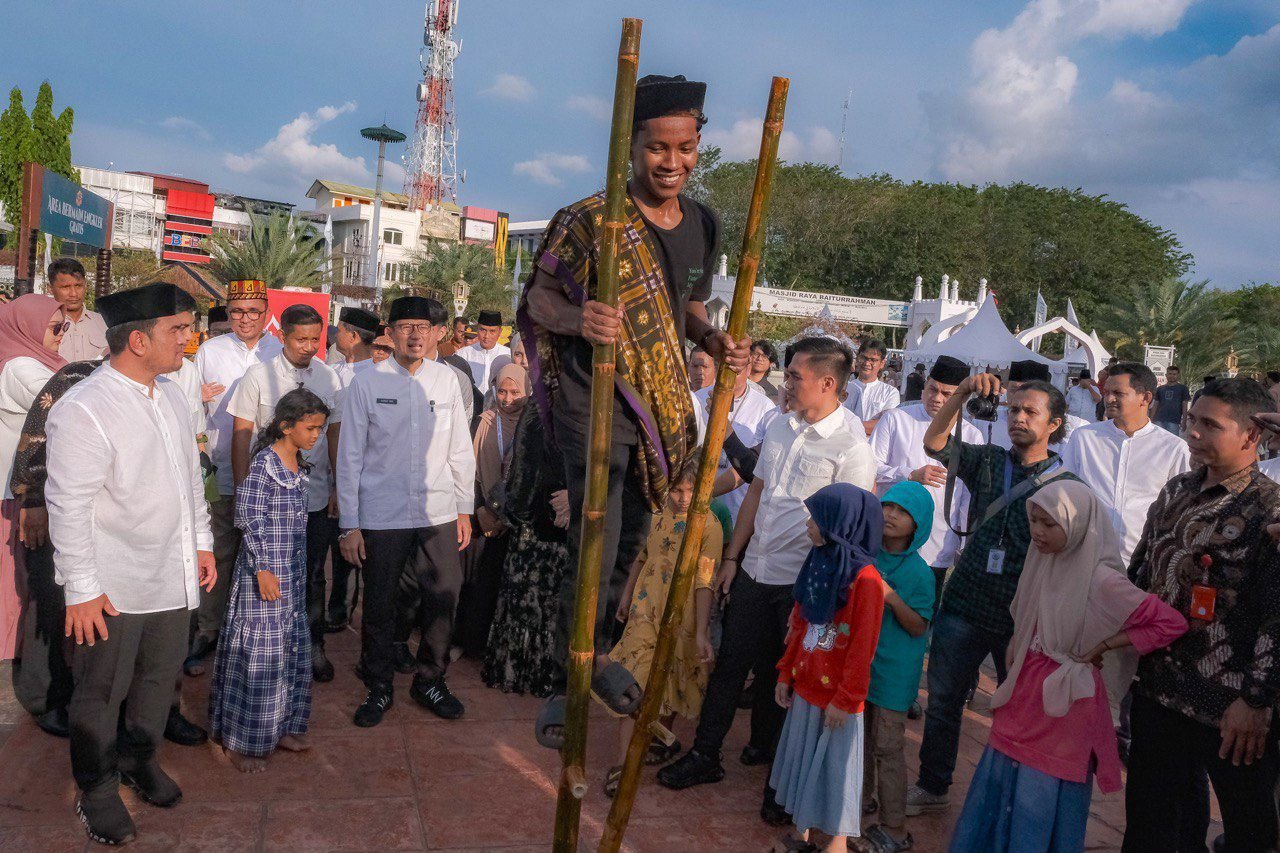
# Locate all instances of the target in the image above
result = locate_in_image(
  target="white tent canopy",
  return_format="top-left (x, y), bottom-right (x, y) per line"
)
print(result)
top-left (902, 298), bottom-right (1069, 388)
top-left (1015, 317), bottom-right (1112, 377)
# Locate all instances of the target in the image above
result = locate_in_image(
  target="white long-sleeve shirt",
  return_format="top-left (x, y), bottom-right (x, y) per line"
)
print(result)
top-left (843, 377), bottom-right (900, 423)
top-left (1058, 419), bottom-right (1192, 565)
top-left (456, 342), bottom-right (511, 394)
top-left (168, 357), bottom-right (207, 434)
top-left (226, 354), bottom-right (343, 513)
top-left (337, 357), bottom-right (475, 530)
top-left (45, 364), bottom-right (212, 612)
top-left (194, 332), bottom-right (283, 496)
top-left (0, 357), bottom-right (55, 500)
top-left (742, 405), bottom-right (876, 586)
top-left (869, 403), bottom-right (986, 568)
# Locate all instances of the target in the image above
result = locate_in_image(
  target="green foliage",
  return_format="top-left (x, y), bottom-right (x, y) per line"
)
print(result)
top-left (1099, 277), bottom-right (1231, 380)
top-left (402, 241), bottom-right (514, 320)
top-left (108, 248), bottom-right (164, 296)
top-left (688, 158), bottom-right (1191, 327)
top-left (209, 210), bottom-right (329, 290)
top-left (0, 82), bottom-right (78, 229)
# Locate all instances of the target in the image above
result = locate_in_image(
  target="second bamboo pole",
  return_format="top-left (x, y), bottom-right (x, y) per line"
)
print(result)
top-left (598, 75), bottom-right (791, 852)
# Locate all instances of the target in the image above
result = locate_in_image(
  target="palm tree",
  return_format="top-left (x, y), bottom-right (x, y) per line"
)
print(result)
top-left (401, 241), bottom-right (513, 318)
top-left (209, 210), bottom-right (329, 291)
top-left (1100, 277), bottom-right (1233, 378)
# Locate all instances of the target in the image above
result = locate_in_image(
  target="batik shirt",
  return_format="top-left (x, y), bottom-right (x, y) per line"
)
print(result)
top-left (1129, 465), bottom-right (1280, 727)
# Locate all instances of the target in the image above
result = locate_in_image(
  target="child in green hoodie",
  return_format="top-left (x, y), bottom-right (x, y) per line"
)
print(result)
top-left (862, 481), bottom-right (936, 853)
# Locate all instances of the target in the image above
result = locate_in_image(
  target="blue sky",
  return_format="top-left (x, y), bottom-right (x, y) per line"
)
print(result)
top-left (4, 0), bottom-right (1277, 291)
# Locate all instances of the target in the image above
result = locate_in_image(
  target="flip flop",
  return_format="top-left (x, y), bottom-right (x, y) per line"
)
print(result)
top-left (535, 695), bottom-right (566, 750)
top-left (645, 738), bottom-right (682, 766)
top-left (591, 661), bottom-right (643, 715)
top-left (603, 764), bottom-right (623, 799)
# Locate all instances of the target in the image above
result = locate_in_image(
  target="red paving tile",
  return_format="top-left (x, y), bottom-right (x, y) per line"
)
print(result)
top-left (0, 617), bottom-right (1220, 850)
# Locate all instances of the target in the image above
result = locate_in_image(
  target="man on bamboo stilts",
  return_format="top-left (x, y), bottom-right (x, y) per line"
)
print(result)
top-left (521, 74), bottom-right (751, 748)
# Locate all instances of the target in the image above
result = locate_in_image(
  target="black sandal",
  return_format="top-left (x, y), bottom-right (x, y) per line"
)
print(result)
top-left (603, 765), bottom-right (623, 799)
top-left (535, 695), bottom-right (566, 750)
top-left (591, 662), bottom-right (643, 715)
top-left (645, 738), bottom-right (682, 766)
top-left (770, 835), bottom-right (817, 853)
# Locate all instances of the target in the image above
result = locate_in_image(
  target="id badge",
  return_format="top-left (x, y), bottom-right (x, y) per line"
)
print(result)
top-left (986, 549), bottom-right (1006, 575)
top-left (1190, 584), bottom-right (1217, 621)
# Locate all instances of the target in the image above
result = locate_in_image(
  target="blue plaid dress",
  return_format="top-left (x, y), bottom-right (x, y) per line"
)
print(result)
top-left (209, 448), bottom-right (312, 756)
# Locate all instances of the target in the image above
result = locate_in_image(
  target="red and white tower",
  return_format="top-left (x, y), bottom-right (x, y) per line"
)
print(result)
top-left (404, 0), bottom-right (460, 211)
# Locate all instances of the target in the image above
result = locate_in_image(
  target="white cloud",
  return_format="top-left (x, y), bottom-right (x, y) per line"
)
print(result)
top-left (224, 102), bottom-right (367, 187)
top-left (566, 94), bottom-right (611, 121)
top-left (483, 73), bottom-right (535, 102)
top-left (513, 153), bottom-right (591, 185)
top-left (160, 116), bottom-right (210, 140)
top-left (702, 119), bottom-right (841, 165)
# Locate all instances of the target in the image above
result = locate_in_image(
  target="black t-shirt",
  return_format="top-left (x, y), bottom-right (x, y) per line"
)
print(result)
top-left (552, 195), bottom-right (718, 444)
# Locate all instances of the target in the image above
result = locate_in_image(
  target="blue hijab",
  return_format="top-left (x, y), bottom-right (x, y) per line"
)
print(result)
top-left (795, 483), bottom-right (883, 625)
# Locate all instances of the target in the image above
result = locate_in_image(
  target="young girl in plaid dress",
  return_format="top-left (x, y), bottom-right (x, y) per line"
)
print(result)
top-left (210, 388), bottom-right (330, 773)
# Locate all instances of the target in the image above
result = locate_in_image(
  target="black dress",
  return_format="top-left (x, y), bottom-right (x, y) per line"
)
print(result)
top-left (481, 408), bottom-right (569, 697)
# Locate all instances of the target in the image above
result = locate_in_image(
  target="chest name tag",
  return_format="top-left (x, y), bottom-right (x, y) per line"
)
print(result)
top-left (986, 548), bottom-right (1006, 575)
top-left (376, 398), bottom-right (398, 405)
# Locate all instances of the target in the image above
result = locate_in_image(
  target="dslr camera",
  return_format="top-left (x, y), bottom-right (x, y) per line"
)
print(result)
top-left (965, 392), bottom-right (1000, 422)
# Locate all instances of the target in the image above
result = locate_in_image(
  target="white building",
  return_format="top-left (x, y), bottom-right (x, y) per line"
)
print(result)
top-left (509, 219), bottom-right (550, 258)
top-left (77, 166), bottom-right (166, 253)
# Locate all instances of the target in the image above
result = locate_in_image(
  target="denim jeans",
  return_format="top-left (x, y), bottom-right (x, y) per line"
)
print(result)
top-left (1156, 420), bottom-right (1181, 435)
top-left (917, 609), bottom-right (1011, 796)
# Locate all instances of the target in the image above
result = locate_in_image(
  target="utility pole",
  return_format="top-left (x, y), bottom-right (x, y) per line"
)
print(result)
top-left (360, 124), bottom-right (407, 306)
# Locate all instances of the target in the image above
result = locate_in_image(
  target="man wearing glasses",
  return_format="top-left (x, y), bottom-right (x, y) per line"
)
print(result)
top-left (186, 280), bottom-right (282, 674)
top-left (843, 338), bottom-right (900, 435)
top-left (337, 296), bottom-right (475, 728)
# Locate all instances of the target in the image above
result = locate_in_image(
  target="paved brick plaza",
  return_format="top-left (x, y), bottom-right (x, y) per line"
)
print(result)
top-left (0, 624), bottom-right (1187, 851)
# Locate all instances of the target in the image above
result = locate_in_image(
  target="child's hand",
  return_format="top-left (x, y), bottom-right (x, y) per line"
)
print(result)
top-left (1071, 643), bottom-right (1107, 669)
top-left (774, 682), bottom-right (793, 709)
top-left (257, 570), bottom-right (280, 601)
top-left (697, 632), bottom-right (715, 664)
top-left (823, 706), bottom-right (849, 729)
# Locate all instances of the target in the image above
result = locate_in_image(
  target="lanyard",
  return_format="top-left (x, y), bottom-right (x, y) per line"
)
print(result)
top-left (496, 414), bottom-right (505, 451)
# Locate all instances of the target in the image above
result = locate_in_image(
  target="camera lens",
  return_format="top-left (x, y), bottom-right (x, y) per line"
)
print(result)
top-left (966, 394), bottom-right (999, 422)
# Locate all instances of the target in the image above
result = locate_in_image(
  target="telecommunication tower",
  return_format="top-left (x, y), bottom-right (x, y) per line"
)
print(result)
top-left (404, 0), bottom-right (460, 210)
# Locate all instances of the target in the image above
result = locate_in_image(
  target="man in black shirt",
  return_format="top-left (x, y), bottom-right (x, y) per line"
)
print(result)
top-left (522, 74), bottom-right (749, 747)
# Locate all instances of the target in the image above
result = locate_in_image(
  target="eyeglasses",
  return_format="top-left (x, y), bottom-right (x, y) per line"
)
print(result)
top-left (50, 320), bottom-right (71, 335)
top-left (228, 308), bottom-right (265, 319)
top-left (392, 323), bottom-right (434, 335)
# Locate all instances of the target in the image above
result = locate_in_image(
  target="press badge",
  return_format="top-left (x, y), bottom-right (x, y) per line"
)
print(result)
top-left (986, 549), bottom-right (1006, 575)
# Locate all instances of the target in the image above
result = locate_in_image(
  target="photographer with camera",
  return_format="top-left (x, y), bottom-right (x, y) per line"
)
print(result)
top-left (904, 369), bottom-right (1079, 816)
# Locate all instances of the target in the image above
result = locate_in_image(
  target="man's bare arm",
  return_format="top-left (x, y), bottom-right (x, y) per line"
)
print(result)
top-left (231, 417), bottom-right (255, 487)
top-left (525, 267), bottom-right (622, 345)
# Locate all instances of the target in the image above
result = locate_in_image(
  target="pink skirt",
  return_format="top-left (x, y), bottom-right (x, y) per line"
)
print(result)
top-left (0, 499), bottom-right (25, 660)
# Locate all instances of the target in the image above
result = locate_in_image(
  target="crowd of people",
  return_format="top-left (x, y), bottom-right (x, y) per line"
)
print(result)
top-left (2, 72), bottom-right (1279, 853)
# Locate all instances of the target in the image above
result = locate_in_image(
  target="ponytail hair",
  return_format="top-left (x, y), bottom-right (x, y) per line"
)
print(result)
top-left (252, 387), bottom-right (331, 470)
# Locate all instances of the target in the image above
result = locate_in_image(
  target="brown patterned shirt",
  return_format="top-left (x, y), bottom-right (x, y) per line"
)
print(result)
top-left (1129, 464), bottom-right (1280, 727)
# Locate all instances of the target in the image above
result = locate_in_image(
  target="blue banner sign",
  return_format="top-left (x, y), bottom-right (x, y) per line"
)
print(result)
top-left (38, 169), bottom-right (110, 247)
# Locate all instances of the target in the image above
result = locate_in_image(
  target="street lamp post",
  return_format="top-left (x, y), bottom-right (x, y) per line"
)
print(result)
top-left (453, 274), bottom-right (470, 320)
top-left (360, 123), bottom-right (407, 307)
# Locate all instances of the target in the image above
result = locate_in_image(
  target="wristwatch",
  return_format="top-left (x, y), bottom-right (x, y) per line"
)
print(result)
top-left (337, 528), bottom-right (358, 542)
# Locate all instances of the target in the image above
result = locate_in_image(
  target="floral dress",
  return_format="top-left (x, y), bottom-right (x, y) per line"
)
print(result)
top-left (608, 509), bottom-right (722, 719)
top-left (209, 448), bottom-right (311, 756)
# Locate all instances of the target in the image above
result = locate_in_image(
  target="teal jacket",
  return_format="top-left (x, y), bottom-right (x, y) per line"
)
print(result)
top-left (868, 481), bottom-right (937, 713)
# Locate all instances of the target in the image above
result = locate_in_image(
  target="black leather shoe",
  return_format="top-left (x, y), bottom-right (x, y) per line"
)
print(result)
top-left (312, 644), bottom-right (335, 683)
top-left (76, 791), bottom-right (136, 845)
top-left (394, 642), bottom-right (416, 675)
top-left (120, 762), bottom-right (183, 808)
top-left (164, 707), bottom-right (208, 746)
top-left (411, 677), bottom-right (465, 720)
top-left (354, 687), bottom-right (393, 727)
top-left (761, 786), bottom-right (790, 826)
top-left (34, 707), bottom-right (70, 738)
top-left (740, 744), bottom-right (774, 766)
top-left (183, 635), bottom-right (215, 676)
top-left (656, 749), bottom-right (725, 790)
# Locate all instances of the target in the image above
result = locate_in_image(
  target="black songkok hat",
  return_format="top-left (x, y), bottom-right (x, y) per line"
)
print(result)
top-left (477, 310), bottom-right (503, 327)
top-left (98, 283), bottom-right (194, 329)
top-left (1009, 359), bottom-right (1051, 383)
top-left (634, 74), bottom-right (707, 125)
top-left (387, 296), bottom-right (436, 324)
top-left (339, 306), bottom-right (381, 336)
top-left (207, 305), bottom-right (228, 324)
top-left (928, 355), bottom-right (970, 386)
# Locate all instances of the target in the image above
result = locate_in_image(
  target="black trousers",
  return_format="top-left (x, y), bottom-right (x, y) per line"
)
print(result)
top-left (1123, 693), bottom-right (1279, 853)
top-left (69, 608), bottom-right (188, 795)
top-left (327, 537), bottom-right (358, 622)
top-left (551, 415), bottom-right (650, 689)
top-left (455, 532), bottom-right (509, 658)
top-left (13, 542), bottom-right (73, 716)
top-left (305, 509), bottom-right (341, 647)
top-left (360, 524), bottom-right (462, 689)
top-left (692, 571), bottom-right (794, 759)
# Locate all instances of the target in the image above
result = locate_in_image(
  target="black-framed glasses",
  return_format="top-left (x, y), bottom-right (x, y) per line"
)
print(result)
top-left (50, 320), bottom-right (71, 335)
top-left (228, 308), bottom-right (265, 319)
top-left (392, 322), bottom-right (434, 335)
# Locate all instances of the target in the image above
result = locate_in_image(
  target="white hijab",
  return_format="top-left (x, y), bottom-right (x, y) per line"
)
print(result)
top-left (991, 480), bottom-right (1149, 717)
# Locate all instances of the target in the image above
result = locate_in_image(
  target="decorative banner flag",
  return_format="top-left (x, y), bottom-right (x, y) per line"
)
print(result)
top-left (266, 289), bottom-right (332, 360)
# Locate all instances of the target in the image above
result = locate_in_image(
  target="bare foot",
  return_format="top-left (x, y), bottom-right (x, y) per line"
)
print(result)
top-left (277, 734), bottom-right (311, 752)
top-left (224, 747), bottom-right (268, 773)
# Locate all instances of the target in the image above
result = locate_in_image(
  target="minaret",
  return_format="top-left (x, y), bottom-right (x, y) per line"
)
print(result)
top-left (978, 277), bottom-right (988, 304)
top-left (912, 275), bottom-right (923, 302)
top-left (950, 277), bottom-right (960, 302)
top-left (939, 274), bottom-right (950, 301)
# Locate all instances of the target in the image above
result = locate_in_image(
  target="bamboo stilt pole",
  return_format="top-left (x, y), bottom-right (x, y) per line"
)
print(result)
top-left (552, 17), bottom-right (642, 853)
top-left (598, 76), bottom-right (790, 853)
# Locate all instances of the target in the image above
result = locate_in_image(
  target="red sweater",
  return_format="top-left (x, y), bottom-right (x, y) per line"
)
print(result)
top-left (776, 565), bottom-right (885, 715)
